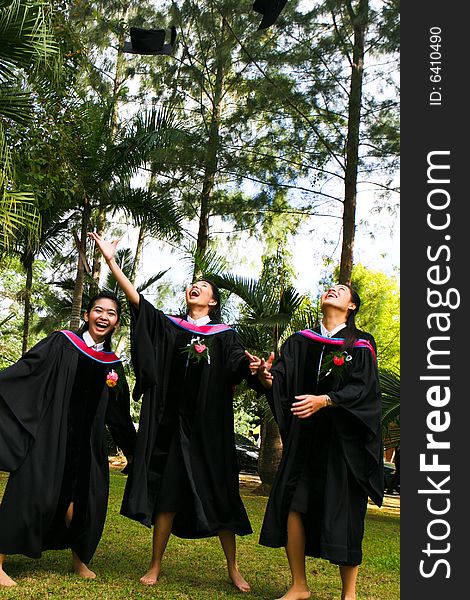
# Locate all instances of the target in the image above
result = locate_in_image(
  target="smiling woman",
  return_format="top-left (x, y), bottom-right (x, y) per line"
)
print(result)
top-left (79, 293), bottom-right (121, 350)
top-left (256, 283), bottom-right (384, 600)
top-left (89, 231), bottom-right (264, 593)
top-left (185, 280), bottom-right (221, 322)
top-left (0, 290), bottom-right (136, 587)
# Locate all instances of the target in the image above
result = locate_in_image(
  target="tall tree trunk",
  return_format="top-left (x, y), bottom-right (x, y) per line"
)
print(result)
top-left (21, 253), bottom-right (34, 355)
top-left (193, 17), bottom-right (226, 279)
top-left (70, 198), bottom-right (92, 330)
top-left (257, 326), bottom-right (283, 492)
top-left (256, 415), bottom-right (283, 492)
top-left (339, 0), bottom-right (368, 285)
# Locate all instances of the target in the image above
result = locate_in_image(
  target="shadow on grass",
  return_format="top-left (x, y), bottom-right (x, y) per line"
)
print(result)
top-left (0, 469), bottom-right (399, 599)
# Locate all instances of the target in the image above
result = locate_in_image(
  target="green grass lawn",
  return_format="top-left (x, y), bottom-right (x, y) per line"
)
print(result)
top-left (0, 469), bottom-right (399, 599)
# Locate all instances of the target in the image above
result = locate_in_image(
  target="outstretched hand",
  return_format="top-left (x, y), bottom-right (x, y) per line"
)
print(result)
top-left (263, 351), bottom-right (275, 372)
top-left (245, 351), bottom-right (262, 375)
top-left (244, 350), bottom-right (275, 389)
top-left (88, 231), bottom-right (140, 308)
top-left (259, 351), bottom-right (275, 388)
top-left (88, 231), bottom-right (120, 262)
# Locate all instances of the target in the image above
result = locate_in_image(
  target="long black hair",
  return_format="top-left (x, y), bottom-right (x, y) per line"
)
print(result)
top-left (78, 290), bottom-right (122, 351)
top-left (339, 284), bottom-right (361, 352)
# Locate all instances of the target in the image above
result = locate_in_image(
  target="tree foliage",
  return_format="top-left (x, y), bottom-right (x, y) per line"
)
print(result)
top-left (350, 262), bottom-right (400, 371)
top-left (0, 1), bottom-right (400, 415)
top-left (0, 0), bottom-right (63, 250)
top-left (379, 368), bottom-right (400, 449)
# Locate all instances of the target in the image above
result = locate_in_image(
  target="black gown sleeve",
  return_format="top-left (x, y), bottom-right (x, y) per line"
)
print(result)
top-left (0, 334), bottom-right (65, 472)
top-left (327, 338), bottom-right (381, 435)
top-left (326, 336), bottom-right (384, 504)
top-left (129, 295), bottom-right (167, 400)
top-left (223, 331), bottom-right (266, 395)
top-left (105, 364), bottom-right (137, 459)
top-left (223, 331), bottom-right (250, 384)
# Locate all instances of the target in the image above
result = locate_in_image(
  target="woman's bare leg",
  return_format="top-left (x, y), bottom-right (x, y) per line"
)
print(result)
top-left (0, 554), bottom-right (16, 587)
top-left (65, 502), bottom-right (96, 579)
top-left (277, 511), bottom-right (311, 600)
top-left (339, 565), bottom-right (359, 600)
top-left (218, 530), bottom-right (250, 592)
top-left (65, 502), bottom-right (74, 526)
top-left (140, 511), bottom-right (176, 585)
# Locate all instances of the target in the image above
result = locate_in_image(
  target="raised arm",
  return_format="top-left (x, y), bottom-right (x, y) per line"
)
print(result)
top-left (88, 232), bottom-right (140, 308)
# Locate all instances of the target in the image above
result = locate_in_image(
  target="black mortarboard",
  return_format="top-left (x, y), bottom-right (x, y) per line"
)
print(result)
top-left (253, 0), bottom-right (288, 30)
top-left (123, 26), bottom-right (177, 55)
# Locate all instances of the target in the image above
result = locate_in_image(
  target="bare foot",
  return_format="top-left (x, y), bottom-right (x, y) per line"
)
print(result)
top-left (72, 554), bottom-right (96, 579)
top-left (0, 569), bottom-right (17, 587)
top-left (228, 565), bottom-right (251, 592)
top-left (140, 563), bottom-right (160, 585)
top-left (276, 585), bottom-right (311, 600)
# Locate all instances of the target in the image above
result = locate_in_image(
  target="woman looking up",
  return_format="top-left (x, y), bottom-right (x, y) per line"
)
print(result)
top-left (89, 231), bottom-right (262, 592)
top-left (257, 284), bottom-right (384, 600)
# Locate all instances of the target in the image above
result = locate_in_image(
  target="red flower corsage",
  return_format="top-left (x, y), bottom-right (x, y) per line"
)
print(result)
top-left (181, 336), bottom-right (211, 364)
top-left (320, 350), bottom-right (352, 379)
top-left (106, 369), bottom-right (119, 387)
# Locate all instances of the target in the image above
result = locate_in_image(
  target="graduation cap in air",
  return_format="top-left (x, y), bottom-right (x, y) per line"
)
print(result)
top-left (252, 0), bottom-right (288, 30)
top-left (123, 25), bottom-right (177, 55)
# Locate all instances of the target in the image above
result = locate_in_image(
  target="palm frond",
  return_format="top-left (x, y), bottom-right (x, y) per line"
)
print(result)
top-left (100, 249), bottom-right (134, 298)
top-left (107, 186), bottom-right (183, 241)
top-left (288, 305), bottom-right (321, 333)
top-left (208, 273), bottom-right (277, 317)
top-left (0, 312), bottom-right (15, 331)
top-left (232, 322), bottom-right (270, 353)
top-left (137, 270), bottom-right (170, 294)
top-left (114, 104), bottom-right (187, 175)
top-left (32, 281), bottom-right (75, 334)
top-left (279, 286), bottom-right (305, 316)
top-left (192, 246), bottom-right (229, 280)
top-left (0, 1), bottom-right (62, 251)
top-left (0, 83), bottom-right (31, 123)
top-left (38, 218), bottom-right (78, 259)
top-left (115, 248), bottom-right (134, 278)
top-left (379, 369), bottom-right (400, 448)
top-left (383, 424), bottom-right (400, 450)
top-left (0, 0), bottom-right (59, 75)
top-left (243, 313), bottom-right (293, 327)
top-left (0, 187), bottom-right (40, 252)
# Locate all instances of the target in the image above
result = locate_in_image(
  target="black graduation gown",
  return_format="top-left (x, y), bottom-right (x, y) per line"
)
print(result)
top-left (259, 327), bottom-right (384, 566)
top-left (0, 331), bottom-right (136, 564)
top-left (121, 296), bottom-right (253, 538)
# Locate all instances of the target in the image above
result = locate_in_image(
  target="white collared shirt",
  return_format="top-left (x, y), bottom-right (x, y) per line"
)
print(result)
top-left (83, 330), bottom-right (105, 351)
top-left (186, 314), bottom-right (211, 326)
top-left (321, 322), bottom-right (347, 338)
